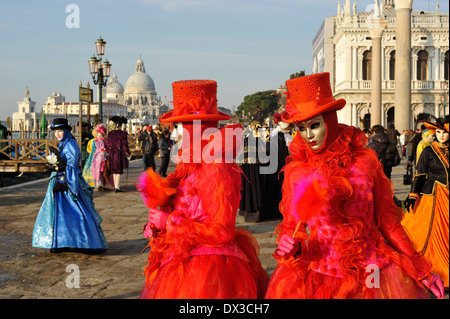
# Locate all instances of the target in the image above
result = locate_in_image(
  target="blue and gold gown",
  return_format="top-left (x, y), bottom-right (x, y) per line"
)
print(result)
top-left (82, 138), bottom-right (96, 187)
top-left (32, 130), bottom-right (108, 251)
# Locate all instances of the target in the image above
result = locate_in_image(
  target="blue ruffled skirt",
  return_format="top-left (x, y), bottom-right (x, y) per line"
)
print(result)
top-left (32, 172), bottom-right (108, 250)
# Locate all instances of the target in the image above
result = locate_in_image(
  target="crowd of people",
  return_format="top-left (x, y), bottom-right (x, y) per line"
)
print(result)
top-left (28, 73), bottom-right (448, 300)
top-left (137, 124), bottom-right (173, 177)
top-left (81, 116), bottom-right (131, 193)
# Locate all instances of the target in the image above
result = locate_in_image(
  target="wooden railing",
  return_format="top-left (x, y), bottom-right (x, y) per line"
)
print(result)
top-left (0, 139), bottom-right (59, 172)
top-left (1, 134), bottom-right (142, 173)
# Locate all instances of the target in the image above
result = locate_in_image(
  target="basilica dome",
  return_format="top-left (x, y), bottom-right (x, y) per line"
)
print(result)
top-left (125, 56), bottom-right (155, 91)
top-left (106, 72), bottom-right (124, 94)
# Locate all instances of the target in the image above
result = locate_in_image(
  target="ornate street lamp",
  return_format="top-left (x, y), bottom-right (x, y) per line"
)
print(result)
top-left (88, 36), bottom-right (112, 123)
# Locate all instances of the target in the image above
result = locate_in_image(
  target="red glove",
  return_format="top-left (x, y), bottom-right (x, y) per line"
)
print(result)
top-left (421, 273), bottom-right (445, 299)
top-left (275, 234), bottom-right (300, 257)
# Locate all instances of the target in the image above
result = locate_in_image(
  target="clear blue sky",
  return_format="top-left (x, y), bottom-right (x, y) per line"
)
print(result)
top-left (0, 0), bottom-right (448, 121)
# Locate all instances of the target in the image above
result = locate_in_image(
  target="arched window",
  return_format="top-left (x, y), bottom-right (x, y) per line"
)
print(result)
top-left (389, 50), bottom-right (396, 80)
top-left (387, 107), bottom-right (395, 126)
top-left (417, 50), bottom-right (428, 81)
top-left (363, 50), bottom-right (372, 81)
top-left (445, 50), bottom-right (449, 81)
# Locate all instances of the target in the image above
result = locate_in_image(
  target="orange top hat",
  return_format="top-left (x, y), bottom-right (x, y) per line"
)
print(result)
top-left (424, 118), bottom-right (449, 133)
top-left (160, 80), bottom-right (231, 123)
top-left (281, 72), bottom-right (346, 123)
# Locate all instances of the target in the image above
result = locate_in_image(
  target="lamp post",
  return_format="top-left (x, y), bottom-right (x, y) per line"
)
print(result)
top-left (88, 36), bottom-right (112, 123)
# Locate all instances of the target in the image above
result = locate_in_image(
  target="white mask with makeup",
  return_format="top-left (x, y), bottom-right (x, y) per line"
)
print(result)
top-left (296, 114), bottom-right (327, 151)
top-left (435, 128), bottom-right (449, 144)
top-left (171, 123), bottom-right (184, 144)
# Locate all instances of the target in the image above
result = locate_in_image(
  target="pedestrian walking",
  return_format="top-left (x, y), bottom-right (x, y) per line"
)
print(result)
top-left (387, 123), bottom-right (400, 147)
top-left (139, 126), bottom-right (158, 171)
top-left (137, 79), bottom-right (268, 299)
top-left (402, 117), bottom-right (449, 289)
top-left (158, 129), bottom-right (171, 177)
top-left (107, 116), bottom-right (130, 192)
top-left (264, 73), bottom-right (444, 299)
top-left (32, 118), bottom-right (108, 253)
top-left (400, 130), bottom-right (407, 159)
top-left (366, 124), bottom-right (401, 180)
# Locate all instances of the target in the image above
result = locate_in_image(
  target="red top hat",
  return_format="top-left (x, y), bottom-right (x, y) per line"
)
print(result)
top-left (281, 72), bottom-right (346, 123)
top-left (160, 80), bottom-right (230, 123)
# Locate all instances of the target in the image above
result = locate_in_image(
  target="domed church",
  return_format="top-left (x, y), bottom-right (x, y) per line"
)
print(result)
top-left (105, 56), bottom-right (168, 124)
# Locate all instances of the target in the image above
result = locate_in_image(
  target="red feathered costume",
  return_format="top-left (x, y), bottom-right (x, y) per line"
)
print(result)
top-left (137, 80), bottom-right (268, 299)
top-left (265, 73), bottom-right (441, 299)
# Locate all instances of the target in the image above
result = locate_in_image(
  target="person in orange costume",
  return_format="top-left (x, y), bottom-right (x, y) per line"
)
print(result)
top-left (136, 80), bottom-right (268, 299)
top-left (265, 72), bottom-right (444, 299)
top-left (402, 117), bottom-right (449, 289)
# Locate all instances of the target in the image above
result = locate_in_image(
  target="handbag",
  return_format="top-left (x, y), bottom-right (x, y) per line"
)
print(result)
top-left (53, 172), bottom-right (69, 192)
top-left (403, 165), bottom-right (412, 185)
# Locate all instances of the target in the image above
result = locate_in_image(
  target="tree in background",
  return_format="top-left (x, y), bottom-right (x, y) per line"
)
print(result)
top-left (235, 70), bottom-right (306, 125)
top-left (290, 70), bottom-right (305, 79)
top-left (235, 90), bottom-right (280, 125)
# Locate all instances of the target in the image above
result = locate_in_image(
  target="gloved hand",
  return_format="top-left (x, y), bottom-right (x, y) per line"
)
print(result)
top-left (275, 234), bottom-right (300, 257)
top-left (421, 273), bottom-right (445, 299)
top-left (143, 222), bottom-right (153, 239)
top-left (148, 207), bottom-right (170, 230)
top-left (404, 194), bottom-right (417, 211)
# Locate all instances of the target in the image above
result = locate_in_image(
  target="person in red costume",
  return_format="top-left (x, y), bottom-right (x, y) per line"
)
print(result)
top-left (265, 72), bottom-right (445, 299)
top-left (136, 79), bottom-right (268, 299)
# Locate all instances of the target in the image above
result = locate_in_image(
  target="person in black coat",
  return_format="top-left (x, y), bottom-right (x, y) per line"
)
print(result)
top-left (366, 125), bottom-right (401, 180)
top-left (139, 126), bottom-right (158, 171)
top-left (158, 129), bottom-right (172, 177)
top-left (408, 124), bottom-right (426, 165)
top-left (387, 123), bottom-right (400, 146)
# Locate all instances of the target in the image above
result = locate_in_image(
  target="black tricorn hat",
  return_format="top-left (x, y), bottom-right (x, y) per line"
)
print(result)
top-left (50, 118), bottom-right (72, 131)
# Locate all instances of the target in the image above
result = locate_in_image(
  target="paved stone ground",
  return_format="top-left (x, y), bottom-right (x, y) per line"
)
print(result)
top-left (0, 158), bottom-right (446, 299)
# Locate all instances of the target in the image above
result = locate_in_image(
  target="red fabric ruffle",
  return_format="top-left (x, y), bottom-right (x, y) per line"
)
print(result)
top-left (267, 125), bottom-right (432, 299)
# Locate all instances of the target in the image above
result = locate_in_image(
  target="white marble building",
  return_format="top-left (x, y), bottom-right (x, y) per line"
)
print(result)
top-left (312, 0), bottom-right (449, 130)
top-left (105, 56), bottom-right (168, 124)
top-left (41, 92), bottom-right (127, 127)
top-left (12, 89), bottom-right (37, 132)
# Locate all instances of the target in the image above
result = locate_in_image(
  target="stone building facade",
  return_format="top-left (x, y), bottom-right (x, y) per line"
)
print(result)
top-left (41, 92), bottom-right (127, 127)
top-left (12, 89), bottom-right (37, 132)
top-left (312, 0), bottom-right (449, 130)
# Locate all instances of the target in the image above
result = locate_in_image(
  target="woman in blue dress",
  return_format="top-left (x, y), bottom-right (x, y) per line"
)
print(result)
top-left (32, 118), bottom-right (108, 253)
